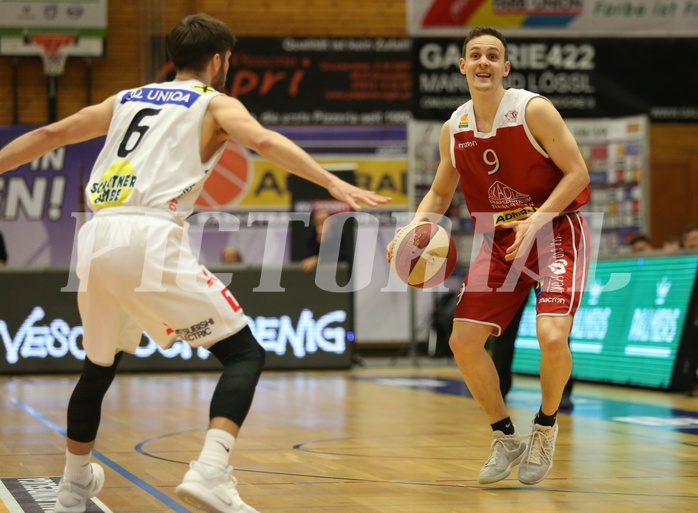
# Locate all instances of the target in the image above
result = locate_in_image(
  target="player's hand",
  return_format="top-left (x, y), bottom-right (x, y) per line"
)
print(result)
top-left (501, 218), bottom-right (535, 261)
top-left (386, 226), bottom-right (406, 263)
top-left (300, 255), bottom-right (319, 273)
top-left (501, 213), bottom-right (555, 261)
top-left (326, 177), bottom-right (391, 210)
top-left (386, 237), bottom-right (396, 263)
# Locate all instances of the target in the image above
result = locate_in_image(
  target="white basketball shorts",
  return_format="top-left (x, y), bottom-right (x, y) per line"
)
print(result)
top-left (76, 208), bottom-right (248, 366)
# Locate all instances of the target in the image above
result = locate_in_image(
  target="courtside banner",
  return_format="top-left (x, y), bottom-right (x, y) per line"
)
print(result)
top-left (226, 37), bottom-right (412, 125)
top-left (407, 0), bottom-right (698, 37)
top-left (0, 127), bottom-right (104, 266)
top-left (0, 266), bottom-right (354, 374)
top-left (412, 37), bottom-right (698, 122)
top-left (194, 126), bottom-right (409, 212)
top-left (512, 254), bottom-right (698, 390)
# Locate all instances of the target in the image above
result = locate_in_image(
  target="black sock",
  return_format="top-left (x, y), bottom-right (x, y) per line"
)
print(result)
top-left (491, 417), bottom-right (515, 435)
top-left (534, 407), bottom-right (557, 427)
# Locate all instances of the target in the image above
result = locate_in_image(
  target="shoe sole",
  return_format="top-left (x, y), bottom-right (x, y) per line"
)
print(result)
top-left (477, 452), bottom-right (524, 485)
top-left (54, 503), bottom-right (91, 513)
top-left (518, 463), bottom-right (553, 485)
top-left (176, 483), bottom-right (234, 513)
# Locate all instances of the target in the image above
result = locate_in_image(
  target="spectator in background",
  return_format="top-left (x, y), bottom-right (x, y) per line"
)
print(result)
top-left (682, 224), bottom-right (698, 249)
top-left (663, 235), bottom-right (682, 251)
top-left (301, 204), bottom-right (363, 367)
top-left (300, 206), bottom-right (352, 273)
top-left (220, 245), bottom-right (244, 264)
top-left (629, 233), bottom-right (654, 252)
top-left (0, 231), bottom-right (7, 267)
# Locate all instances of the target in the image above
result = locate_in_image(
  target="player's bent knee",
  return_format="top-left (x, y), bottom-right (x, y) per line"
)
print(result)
top-left (538, 336), bottom-right (570, 353)
top-left (208, 325), bottom-right (265, 372)
top-left (449, 334), bottom-right (484, 357)
top-left (67, 354), bottom-right (122, 443)
top-left (207, 326), bottom-right (265, 426)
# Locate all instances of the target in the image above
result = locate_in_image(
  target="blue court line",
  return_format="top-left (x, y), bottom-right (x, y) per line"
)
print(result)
top-left (9, 396), bottom-right (191, 513)
top-left (353, 376), bottom-right (698, 435)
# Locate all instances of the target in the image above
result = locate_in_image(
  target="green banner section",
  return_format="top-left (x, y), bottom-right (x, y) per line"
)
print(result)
top-left (513, 255), bottom-right (698, 388)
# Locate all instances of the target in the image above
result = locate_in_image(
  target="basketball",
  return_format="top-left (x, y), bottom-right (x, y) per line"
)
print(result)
top-left (390, 221), bottom-right (457, 289)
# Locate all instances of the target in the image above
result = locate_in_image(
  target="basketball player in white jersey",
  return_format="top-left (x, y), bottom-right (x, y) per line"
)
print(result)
top-left (0, 13), bottom-right (390, 513)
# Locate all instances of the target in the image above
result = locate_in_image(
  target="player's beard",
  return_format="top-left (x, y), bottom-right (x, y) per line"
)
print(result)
top-left (212, 65), bottom-right (226, 92)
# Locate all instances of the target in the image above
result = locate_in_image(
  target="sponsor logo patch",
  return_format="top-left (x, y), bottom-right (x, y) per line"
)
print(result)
top-left (488, 181), bottom-right (534, 210)
top-left (171, 318), bottom-right (216, 342)
top-left (493, 205), bottom-right (537, 226)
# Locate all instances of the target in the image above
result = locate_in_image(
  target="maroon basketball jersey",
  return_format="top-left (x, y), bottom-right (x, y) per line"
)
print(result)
top-left (449, 88), bottom-right (589, 232)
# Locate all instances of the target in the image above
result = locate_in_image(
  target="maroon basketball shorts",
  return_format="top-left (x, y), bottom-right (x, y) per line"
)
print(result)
top-left (454, 212), bottom-right (589, 336)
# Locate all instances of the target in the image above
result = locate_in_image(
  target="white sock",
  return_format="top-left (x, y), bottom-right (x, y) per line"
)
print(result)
top-left (197, 429), bottom-right (235, 471)
top-left (64, 449), bottom-right (93, 486)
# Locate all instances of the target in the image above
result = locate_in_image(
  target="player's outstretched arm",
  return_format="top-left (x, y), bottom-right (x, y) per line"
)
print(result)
top-left (0, 96), bottom-right (115, 175)
top-left (209, 95), bottom-right (391, 210)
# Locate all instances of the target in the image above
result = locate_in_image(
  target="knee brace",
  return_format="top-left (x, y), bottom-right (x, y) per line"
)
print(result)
top-left (207, 326), bottom-right (265, 426)
top-left (67, 353), bottom-right (122, 443)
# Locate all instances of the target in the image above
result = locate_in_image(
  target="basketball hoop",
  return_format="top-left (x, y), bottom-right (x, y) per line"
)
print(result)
top-left (30, 34), bottom-right (77, 76)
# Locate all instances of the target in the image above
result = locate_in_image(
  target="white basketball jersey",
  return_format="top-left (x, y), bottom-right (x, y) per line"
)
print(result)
top-left (86, 79), bottom-right (224, 219)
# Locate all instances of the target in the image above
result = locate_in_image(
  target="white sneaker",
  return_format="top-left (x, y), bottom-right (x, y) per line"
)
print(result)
top-left (54, 463), bottom-right (105, 513)
top-left (478, 430), bottom-right (526, 484)
top-left (518, 422), bottom-right (558, 485)
top-left (175, 461), bottom-right (259, 513)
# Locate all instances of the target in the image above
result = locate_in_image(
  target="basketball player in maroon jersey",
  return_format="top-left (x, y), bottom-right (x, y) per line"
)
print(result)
top-left (391, 27), bottom-right (590, 485)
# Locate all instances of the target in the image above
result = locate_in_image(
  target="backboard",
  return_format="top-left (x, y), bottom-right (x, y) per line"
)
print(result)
top-left (0, 0), bottom-right (107, 57)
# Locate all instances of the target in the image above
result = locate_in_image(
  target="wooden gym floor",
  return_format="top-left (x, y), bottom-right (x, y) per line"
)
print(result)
top-left (1, 362), bottom-right (697, 512)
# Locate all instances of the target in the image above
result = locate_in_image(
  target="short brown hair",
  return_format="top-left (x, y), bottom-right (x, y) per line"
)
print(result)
top-left (166, 13), bottom-right (237, 73)
top-left (462, 26), bottom-right (509, 62)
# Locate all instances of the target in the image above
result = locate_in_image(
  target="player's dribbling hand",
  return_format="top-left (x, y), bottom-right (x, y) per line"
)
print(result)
top-left (386, 225), bottom-right (407, 263)
top-left (386, 238), bottom-right (396, 263)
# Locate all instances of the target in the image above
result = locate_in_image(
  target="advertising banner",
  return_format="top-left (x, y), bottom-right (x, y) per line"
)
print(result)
top-left (195, 126), bottom-right (409, 212)
top-left (0, 0), bottom-right (108, 35)
top-left (0, 127), bottom-right (103, 267)
top-left (412, 38), bottom-right (698, 122)
top-left (408, 0), bottom-right (698, 37)
top-left (512, 254), bottom-right (698, 389)
top-left (227, 37), bottom-right (412, 126)
top-left (0, 266), bottom-right (354, 373)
